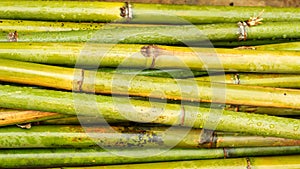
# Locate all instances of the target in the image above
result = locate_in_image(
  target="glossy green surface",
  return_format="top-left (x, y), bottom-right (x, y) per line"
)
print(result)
top-left (0, 43), bottom-right (300, 73)
top-left (0, 22), bottom-right (299, 44)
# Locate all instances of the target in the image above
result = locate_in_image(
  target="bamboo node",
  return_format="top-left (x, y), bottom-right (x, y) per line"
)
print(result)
top-left (246, 157), bottom-right (252, 169)
top-left (120, 2), bottom-right (133, 22)
top-left (180, 105), bottom-right (185, 126)
top-left (73, 69), bottom-right (85, 92)
top-left (237, 21), bottom-right (248, 41)
top-left (141, 45), bottom-right (163, 69)
top-left (232, 74), bottom-right (240, 84)
top-left (223, 148), bottom-right (228, 158)
top-left (237, 10), bottom-right (264, 41)
top-left (198, 129), bottom-right (214, 147)
top-left (8, 31), bottom-right (18, 42)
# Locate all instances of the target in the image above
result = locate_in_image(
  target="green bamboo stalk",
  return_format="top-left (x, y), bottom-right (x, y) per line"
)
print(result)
top-left (2, 58), bottom-right (300, 110)
top-left (0, 22), bottom-right (299, 43)
top-left (62, 155), bottom-right (300, 169)
top-left (1, 147), bottom-right (300, 168)
top-left (0, 109), bottom-right (65, 127)
top-left (0, 1), bottom-right (299, 24)
top-left (0, 85), bottom-right (299, 139)
top-left (1, 43), bottom-right (300, 73)
top-left (0, 19), bottom-right (105, 32)
top-left (195, 73), bottom-right (300, 88)
top-left (0, 58), bottom-right (76, 90)
top-left (1, 125), bottom-right (299, 149)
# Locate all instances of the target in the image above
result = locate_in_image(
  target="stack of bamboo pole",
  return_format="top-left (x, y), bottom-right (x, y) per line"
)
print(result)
top-left (0, 1), bottom-right (300, 168)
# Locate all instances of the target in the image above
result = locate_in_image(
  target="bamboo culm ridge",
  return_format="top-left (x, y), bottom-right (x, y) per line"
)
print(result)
top-left (1, 1), bottom-right (300, 24)
top-left (0, 147), bottom-right (300, 168)
top-left (0, 85), bottom-right (299, 139)
top-left (1, 125), bottom-right (300, 149)
top-left (1, 58), bottom-right (300, 110)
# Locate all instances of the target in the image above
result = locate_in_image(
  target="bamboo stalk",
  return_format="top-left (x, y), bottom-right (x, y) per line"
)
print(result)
top-left (0, 1), bottom-right (299, 24)
top-left (62, 155), bottom-right (300, 169)
top-left (0, 125), bottom-right (299, 149)
top-left (1, 43), bottom-right (300, 73)
top-left (0, 58), bottom-right (76, 90)
top-left (0, 22), bottom-right (299, 43)
top-left (0, 109), bottom-right (65, 127)
top-left (0, 147), bottom-right (300, 168)
top-left (0, 85), bottom-right (299, 139)
top-left (2, 59), bottom-right (300, 110)
top-left (195, 73), bottom-right (300, 88)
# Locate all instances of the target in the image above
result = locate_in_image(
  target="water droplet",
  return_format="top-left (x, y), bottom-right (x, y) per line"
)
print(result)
top-left (269, 124), bottom-right (275, 128)
top-left (257, 122), bottom-right (262, 126)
